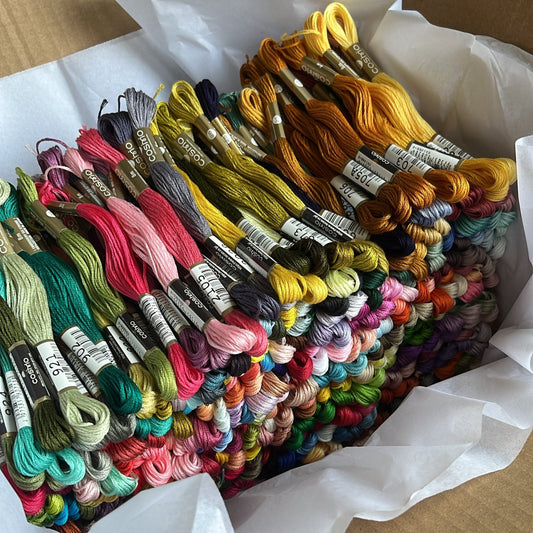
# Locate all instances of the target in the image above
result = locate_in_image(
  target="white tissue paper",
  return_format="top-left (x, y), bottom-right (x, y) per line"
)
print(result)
top-left (1, 1), bottom-right (533, 532)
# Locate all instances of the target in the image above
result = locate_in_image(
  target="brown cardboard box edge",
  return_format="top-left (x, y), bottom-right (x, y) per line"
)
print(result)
top-left (1, 1), bottom-right (532, 532)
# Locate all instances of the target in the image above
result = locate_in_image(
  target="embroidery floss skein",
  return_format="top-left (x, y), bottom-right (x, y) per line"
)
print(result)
top-left (0, 235), bottom-right (75, 452)
top-left (74, 129), bottom-right (261, 357)
top-left (15, 170), bottom-right (147, 415)
top-left (0, 353), bottom-right (54, 477)
top-left (72, 201), bottom-right (204, 400)
top-left (321, 2), bottom-right (515, 201)
top-left (0, 293), bottom-right (109, 452)
top-left (96, 108), bottom-right (281, 322)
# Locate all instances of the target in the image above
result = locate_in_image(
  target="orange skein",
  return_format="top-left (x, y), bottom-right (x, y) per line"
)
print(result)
top-left (286, 127), bottom-right (397, 234)
top-left (238, 76), bottom-right (346, 215)
top-left (277, 36), bottom-right (438, 209)
top-left (322, 2), bottom-right (513, 201)
top-left (280, 31), bottom-right (468, 204)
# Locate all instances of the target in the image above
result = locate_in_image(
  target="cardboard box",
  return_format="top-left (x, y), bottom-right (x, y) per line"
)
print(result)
top-left (1, 1), bottom-right (532, 532)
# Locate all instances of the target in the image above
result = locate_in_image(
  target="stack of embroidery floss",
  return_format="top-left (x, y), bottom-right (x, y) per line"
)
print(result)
top-left (0, 2), bottom-right (518, 528)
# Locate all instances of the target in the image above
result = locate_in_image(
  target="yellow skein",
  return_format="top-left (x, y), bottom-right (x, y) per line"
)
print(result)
top-left (402, 223), bottom-right (443, 245)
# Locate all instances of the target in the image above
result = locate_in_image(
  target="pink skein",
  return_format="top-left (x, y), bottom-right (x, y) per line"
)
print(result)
top-left (1, 465), bottom-right (47, 515)
top-left (76, 128), bottom-right (264, 357)
top-left (140, 446), bottom-right (173, 487)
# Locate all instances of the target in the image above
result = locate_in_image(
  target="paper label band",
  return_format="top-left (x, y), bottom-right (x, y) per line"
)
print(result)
top-left (62, 350), bottom-right (98, 397)
top-left (278, 68), bottom-right (314, 104)
top-left (281, 217), bottom-right (333, 246)
top-left (322, 49), bottom-right (360, 79)
top-left (31, 201), bottom-right (67, 238)
top-left (102, 325), bottom-right (142, 367)
top-left (195, 115), bottom-right (230, 156)
top-left (300, 56), bottom-right (338, 86)
top-left (229, 131), bottom-right (267, 161)
top-left (151, 290), bottom-right (190, 335)
top-left (429, 134), bottom-right (473, 159)
top-left (114, 159), bottom-right (148, 199)
top-left (0, 376), bottom-right (16, 435)
top-left (189, 262), bottom-right (234, 316)
top-left (76, 180), bottom-right (105, 206)
top-left (139, 294), bottom-right (178, 348)
top-left (354, 146), bottom-right (398, 182)
top-left (203, 257), bottom-right (239, 291)
top-left (167, 278), bottom-right (215, 331)
top-left (174, 133), bottom-right (211, 168)
top-left (34, 340), bottom-right (80, 395)
top-left (344, 43), bottom-right (382, 79)
top-left (115, 313), bottom-right (158, 362)
top-left (277, 237), bottom-right (294, 248)
top-left (319, 210), bottom-right (369, 241)
top-left (4, 217), bottom-right (40, 254)
top-left (0, 226), bottom-right (14, 257)
top-left (235, 238), bottom-right (278, 279)
top-left (94, 340), bottom-right (118, 366)
top-left (384, 144), bottom-right (433, 177)
top-left (265, 101), bottom-right (285, 141)
top-left (300, 207), bottom-right (353, 242)
top-left (237, 218), bottom-right (279, 255)
top-left (342, 159), bottom-right (386, 196)
top-left (120, 138), bottom-right (150, 178)
top-left (134, 127), bottom-right (165, 164)
top-left (330, 175), bottom-right (370, 209)
top-left (9, 342), bottom-right (49, 406)
top-left (407, 142), bottom-right (461, 171)
top-left (81, 169), bottom-right (113, 202)
top-left (203, 235), bottom-right (255, 279)
top-left (4, 371), bottom-right (31, 430)
top-left (60, 326), bottom-right (112, 376)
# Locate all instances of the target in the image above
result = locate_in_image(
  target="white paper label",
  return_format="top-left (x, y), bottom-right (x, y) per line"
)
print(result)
top-left (0, 376), bottom-right (16, 434)
top-left (237, 218), bottom-right (279, 255)
top-left (278, 237), bottom-right (294, 248)
top-left (407, 143), bottom-right (461, 171)
top-left (205, 235), bottom-right (255, 276)
top-left (94, 340), bottom-right (118, 366)
top-left (222, 132), bottom-right (233, 145)
top-left (320, 210), bottom-right (369, 240)
top-left (139, 293), bottom-right (178, 348)
top-left (190, 262), bottom-right (234, 316)
top-left (35, 340), bottom-right (80, 394)
top-left (354, 150), bottom-right (395, 182)
top-left (342, 160), bottom-right (386, 195)
top-left (60, 326), bottom-right (111, 376)
top-left (63, 350), bottom-right (99, 396)
top-left (281, 217), bottom-right (333, 245)
top-left (384, 144), bottom-right (433, 176)
top-left (5, 371), bottom-right (31, 430)
top-left (429, 134), bottom-right (474, 159)
top-left (152, 290), bottom-right (190, 334)
top-left (330, 175), bottom-right (370, 208)
top-left (104, 325), bottom-right (142, 366)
